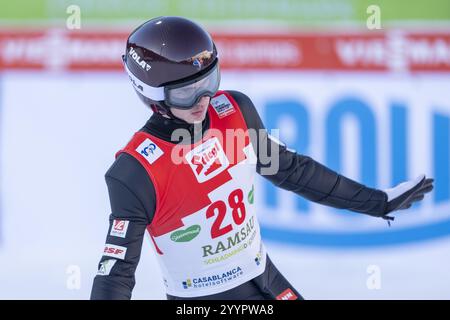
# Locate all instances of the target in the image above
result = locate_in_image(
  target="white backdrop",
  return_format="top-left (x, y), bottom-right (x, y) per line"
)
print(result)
top-left (0, 71), bottom-right (449, 299)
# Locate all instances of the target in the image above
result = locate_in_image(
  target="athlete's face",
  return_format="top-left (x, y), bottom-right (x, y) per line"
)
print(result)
top-left (170, 96), bottom-right (211, 124)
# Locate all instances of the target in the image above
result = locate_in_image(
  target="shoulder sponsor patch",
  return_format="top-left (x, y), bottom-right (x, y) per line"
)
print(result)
top-left (103, 244), bottom-right (127, 260)
top-left (97, 259), bottom-right (117, 276)
top-left (110, 220), bottom-right (129, 238)
top-left (136, 138), bottom-right (164, 164)
top-left (210, 94), bottom-right (235, 118)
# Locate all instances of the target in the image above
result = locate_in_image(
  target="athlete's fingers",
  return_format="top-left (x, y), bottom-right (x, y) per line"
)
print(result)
top-left (410, 194), bottom-right (425, 202)
top-left (417, 184), bottom-right (434, 195)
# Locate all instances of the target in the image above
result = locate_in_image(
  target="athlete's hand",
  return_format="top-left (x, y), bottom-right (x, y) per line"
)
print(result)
top-left (382, 175), bottom-right (434, 220)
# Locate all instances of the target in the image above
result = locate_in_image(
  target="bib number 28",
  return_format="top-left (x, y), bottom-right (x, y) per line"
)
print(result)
top-left (206, 188), bottom-right (246, 239)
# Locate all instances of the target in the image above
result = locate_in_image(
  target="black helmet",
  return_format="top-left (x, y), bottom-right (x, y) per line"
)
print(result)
top-left (123, 16), bottom-right (220, 115)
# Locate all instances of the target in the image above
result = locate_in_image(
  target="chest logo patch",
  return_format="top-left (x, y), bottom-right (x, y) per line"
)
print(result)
top-left (136, 138), bottom-right (164, 164)
top-left (210, 94), bottom-right (236, 118)
top-left (185, 137), bottom-right (229, 183)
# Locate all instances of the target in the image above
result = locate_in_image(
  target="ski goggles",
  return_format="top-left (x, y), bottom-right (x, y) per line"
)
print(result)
top-left (123, 57), bottom-right (221, 109)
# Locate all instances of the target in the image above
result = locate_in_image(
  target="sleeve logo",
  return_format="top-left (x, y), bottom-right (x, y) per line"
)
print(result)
top-left (97, 259), bottom-right (117, 276)
top-left (110, 220), bottom-right (129, 238)
top-left (103, 244), bottom-right (127, 260)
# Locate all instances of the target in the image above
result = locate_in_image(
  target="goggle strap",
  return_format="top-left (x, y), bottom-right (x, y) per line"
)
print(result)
top-left (123, 62), bottom-right (165, 101)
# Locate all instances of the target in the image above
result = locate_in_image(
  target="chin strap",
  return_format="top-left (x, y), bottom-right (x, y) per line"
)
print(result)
top-left (150, 103), bottom-right (190, 124)
top-left (150, 103), bottom-right (207, 135)
top-left (150, 104), bottom-right (171, 117)
top-left (149, 103), bottom-right (209, 146)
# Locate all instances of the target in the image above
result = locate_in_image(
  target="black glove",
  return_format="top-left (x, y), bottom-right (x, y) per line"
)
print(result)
top-left (382, 174), bottom-right (434, 222)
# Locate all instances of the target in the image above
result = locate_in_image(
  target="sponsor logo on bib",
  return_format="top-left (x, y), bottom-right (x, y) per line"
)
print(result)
top-left (185, 137), bottom-right (229, 183)
top-left (182, 266), bottom-right (243, 290)
top-left (170, 225), bottom-right (201, 242)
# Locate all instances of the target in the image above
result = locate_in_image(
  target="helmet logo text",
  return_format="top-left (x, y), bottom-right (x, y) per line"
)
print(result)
top-left (129, 47), bottom-right (151, 72)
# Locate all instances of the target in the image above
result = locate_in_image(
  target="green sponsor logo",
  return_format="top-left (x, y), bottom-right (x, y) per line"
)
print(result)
top-left (170, 225), bottom-right (201, 242)
top-left (248, 185), bottom-right (254, 204)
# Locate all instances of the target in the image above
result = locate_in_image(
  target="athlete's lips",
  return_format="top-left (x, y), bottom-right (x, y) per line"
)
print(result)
top-left (191, 108), bottom-right (205, 115)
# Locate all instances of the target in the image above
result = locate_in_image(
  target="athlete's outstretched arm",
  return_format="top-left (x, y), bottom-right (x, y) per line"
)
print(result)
top-left (90, 153), bottom-right (156, 300)
top-left (228, 90), bottom-right (433, 220)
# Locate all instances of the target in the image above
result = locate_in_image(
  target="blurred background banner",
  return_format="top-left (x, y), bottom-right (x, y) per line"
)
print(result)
top-left (1, 30), bottom-right (450, 72)
top-left (0, 0), bottom-right (449, 299)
